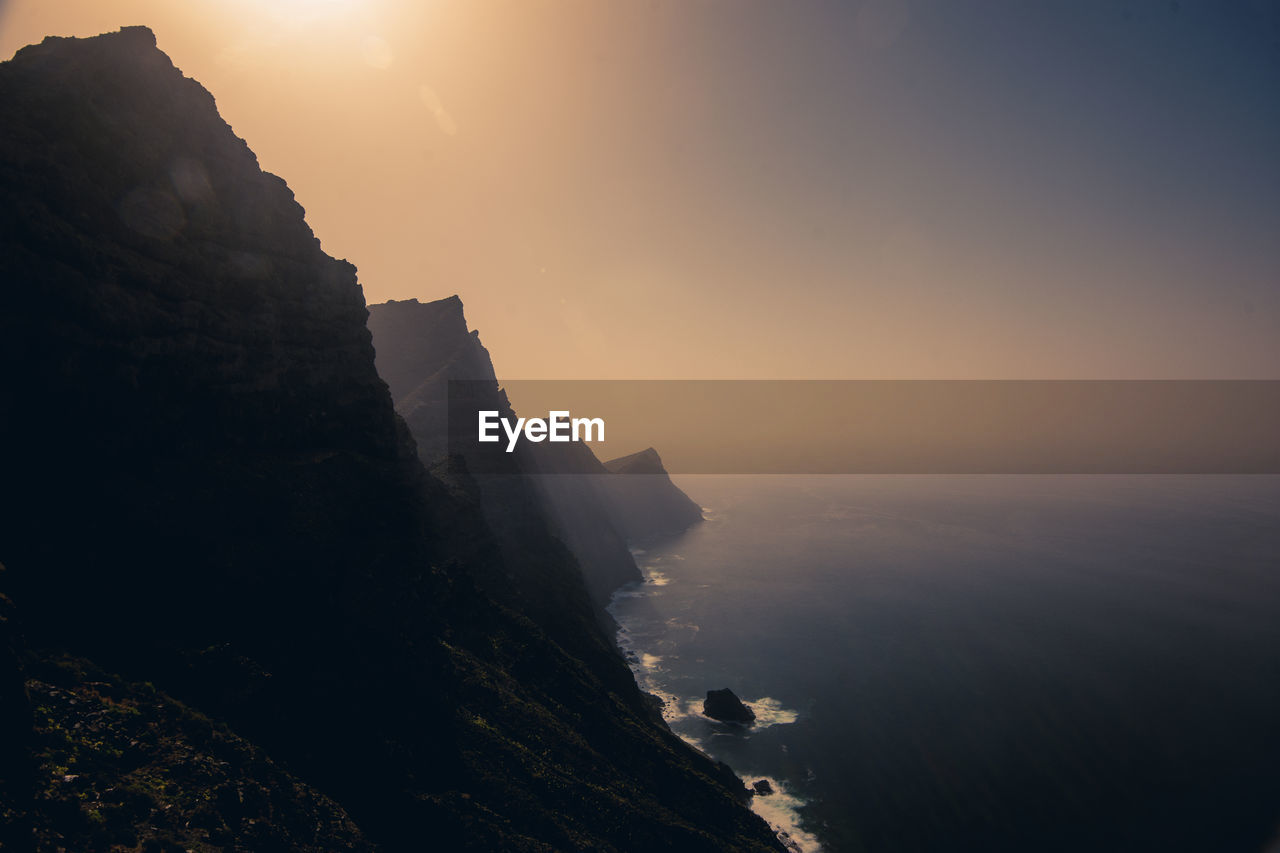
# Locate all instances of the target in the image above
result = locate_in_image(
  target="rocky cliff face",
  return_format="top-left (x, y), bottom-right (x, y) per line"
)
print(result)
top-left (0, 28), bottom-right (782, 852)
top-left (602, 447), bottom-right (706, 543)
top-left (368, 297), bottom-right (646, 610)
top-left (367, 297), bottom-right (704, 610)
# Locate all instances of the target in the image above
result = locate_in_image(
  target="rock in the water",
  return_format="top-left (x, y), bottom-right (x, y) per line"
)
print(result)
top-left (752, 779), bottom-right (774, 796)
top-left (703, 688), bottom-right (756, 724)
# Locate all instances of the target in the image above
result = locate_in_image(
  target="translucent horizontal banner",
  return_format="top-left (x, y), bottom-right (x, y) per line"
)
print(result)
top-left (445, 380), bottom-right (1280, 474)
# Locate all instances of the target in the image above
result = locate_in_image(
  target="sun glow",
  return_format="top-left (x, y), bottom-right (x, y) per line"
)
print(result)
top-left (213, 0), bottom-right (375, 33)
top-left (257, 0), bottom-right (365, 19)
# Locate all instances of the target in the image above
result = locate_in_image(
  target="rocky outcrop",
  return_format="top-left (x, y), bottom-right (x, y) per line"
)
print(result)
top-left (0, 28), bottom-right (782, 852)
top-left (602, 447), bottom-right (706, 543)
top-left (704, 688), bottom-right (757, 724)
top-left (606, 447), bottom-right (677, 476)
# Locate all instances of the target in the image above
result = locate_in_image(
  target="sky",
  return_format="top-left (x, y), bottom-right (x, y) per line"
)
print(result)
top-left (2, 0), bottom-right (1278, 379)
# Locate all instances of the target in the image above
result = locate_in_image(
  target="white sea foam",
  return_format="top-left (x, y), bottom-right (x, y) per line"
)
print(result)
top-left (749, 777), bottom-right (823, 853)
top-left (608, 531), bottom-right (820, 850)
top-left (613, 680), bottom-right (822, 851)
top-left (658, 693), bottom-right (695, 725)
top-left (664, 617), bottom-right (700, 635)
top-left (746, 696), bottom-right (800, 729)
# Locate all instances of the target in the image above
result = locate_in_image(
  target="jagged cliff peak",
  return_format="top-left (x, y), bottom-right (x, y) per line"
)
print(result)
top-left (601, 447), bottom-right (705, 542)
top-left (16, 24), bottom-right (159, 58)
top-left (605, 446), bottom-right (668, 475)
top-left (3, 25), bottom-right (329, 267)
top-left (368, 296), bottom-right (493, 404)
top-left (380, 294), bottom-right (466, 322)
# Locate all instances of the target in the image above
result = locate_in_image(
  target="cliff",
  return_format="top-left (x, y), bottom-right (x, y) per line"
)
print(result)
top-left (368, 297), bottom-right (645, 609)
top-left (602, 447), bottom-right (707, 543)
top-left (367, 297), bottom-right (703, 610)
top-left (0, 28), bottom-right (782, 852)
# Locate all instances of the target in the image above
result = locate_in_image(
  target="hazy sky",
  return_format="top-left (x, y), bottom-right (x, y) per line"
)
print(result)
top-left (3, 1), bottom-right (1278, 378)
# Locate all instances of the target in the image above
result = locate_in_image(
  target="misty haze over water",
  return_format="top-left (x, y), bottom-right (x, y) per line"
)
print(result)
top-left (610, 475), bottom-right (1280, 852)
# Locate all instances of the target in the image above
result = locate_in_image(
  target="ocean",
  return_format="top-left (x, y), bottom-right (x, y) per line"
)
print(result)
top-left (607, 475), bottom-right (1280, 852)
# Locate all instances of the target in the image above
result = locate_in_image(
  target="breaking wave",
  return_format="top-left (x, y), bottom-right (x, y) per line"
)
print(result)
top-left (609, 554), bottom-right (819, 850)
top-left (748, 777), bottom-right (823, 853)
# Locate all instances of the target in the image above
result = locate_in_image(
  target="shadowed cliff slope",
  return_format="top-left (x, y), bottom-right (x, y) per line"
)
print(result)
top-left (368, 296), bottom-right (644, 610)
top-left (0, 27), bottom-right (782, 852)
top-left (601, 447), bottom-right (706, 543)
top-left (367, 297), bottom-right (703, 611)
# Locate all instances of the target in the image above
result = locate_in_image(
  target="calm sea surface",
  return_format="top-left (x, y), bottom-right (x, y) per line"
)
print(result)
top-left (608, 475), bottom-right (1280, 852)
